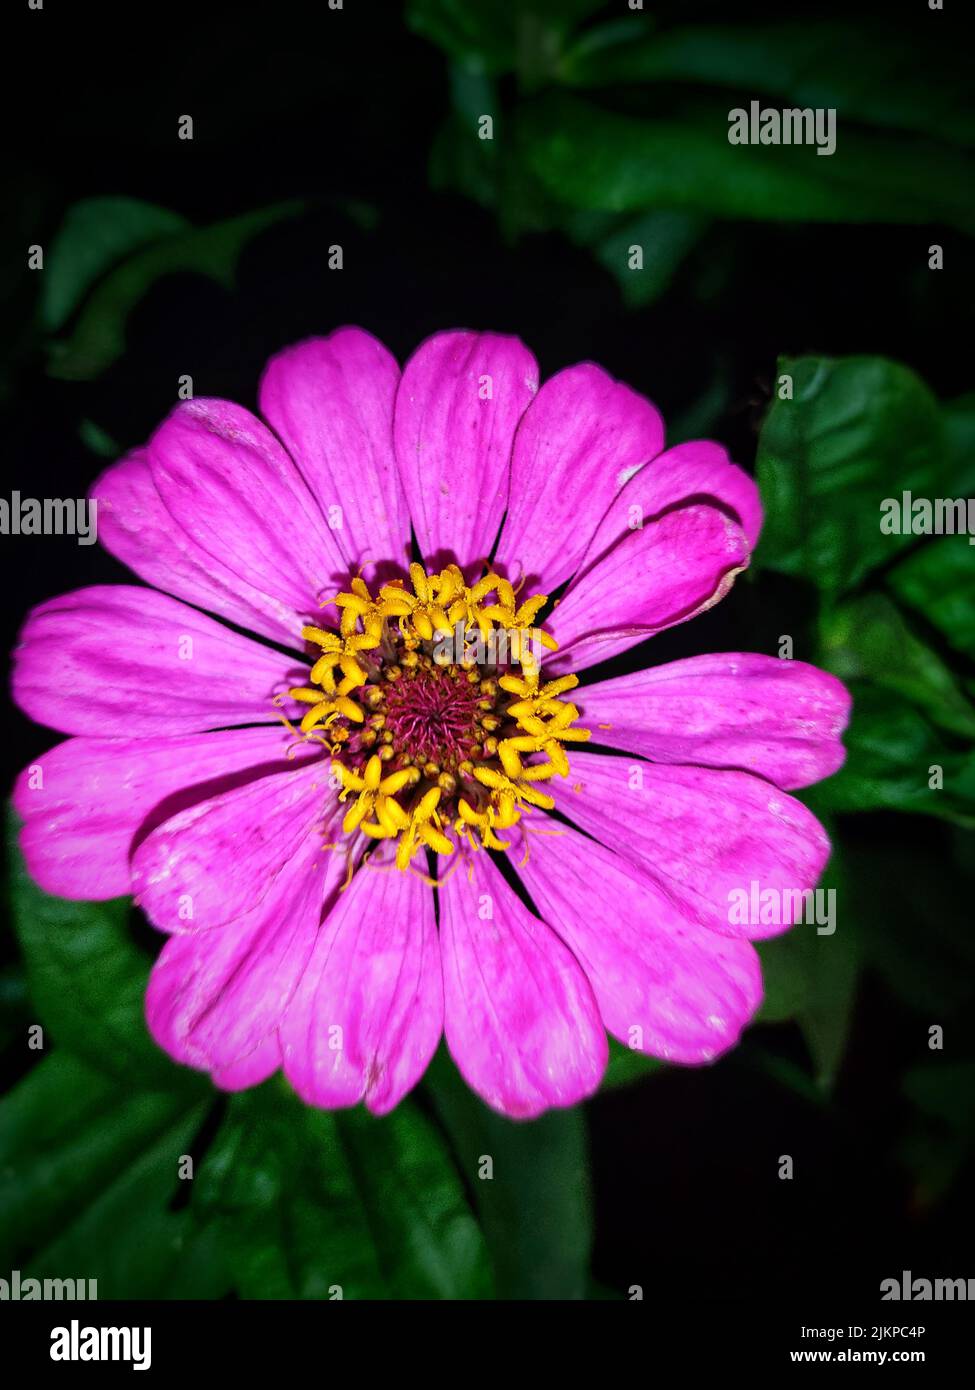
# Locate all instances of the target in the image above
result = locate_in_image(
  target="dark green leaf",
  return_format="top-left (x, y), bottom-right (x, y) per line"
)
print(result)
top-left (515, 94), bottom-right (975, 230)
top-left (944, 394), bottom-right (975, 494)
top-left (41, 197), bottom-right (189, 332)
top-left (7, 811), bottom-right (198, 1089)
top-left (27, 1101), bottom-right (227, 1299)
top-left (601, 1036), bottom-right (664, 1089)
top-left (47, 201), bottom-right (305, 381)
top-left (808, 685), bottom-right (975, 825)
top-left (821, 593), bottom-right (975, 739)
top-left (409, 0), bottom-right (605, 78)
top-left (195, 1081), bottom-right (490, 1300)
top-left (78, 418), bottom-right (121, 458)
top-left (566, 208), bottom-right (708, 307)
top-left (424, 1045), bottom-right (591, 1298)
top-left (888, 539), bottom-right (975, 662)
top-left (560, 20), bottom-right (975, 148)
top-left (0, 965), bottom-right (28, 1052)
top-left (335, 1104), bottom-right (493, 1299)
top-left (429, 111), bottom-right (501, 213)
top-left (0, 1052), bottom-right (225, 1296)
top-left (755, 356), bottom-right (947, 594)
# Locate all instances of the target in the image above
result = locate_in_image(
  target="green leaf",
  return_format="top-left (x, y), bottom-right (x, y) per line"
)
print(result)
top-left (821, 593), bottom-right (975, 739)
top-left (808, 685), bottom-right (975, 825)
top-left (560, 20), bottom-right (975, 148)
top-left (566, 208), bottom-right (708, 308)
top-left (944, 394), bottom-right (975, 495)
top-left (27, 1102), bottom-right (227, 1299)
top-left (430, 109), bottom-right (501, 213)
top-left (888, 539), bottom-right (975, 662)
top-left (515, 94), bottom-right (975, 230)
top-left (47, 201), bottom-right (305, 381)
top-left (41, 197), bottom-right (189, 333)
top-left (0, 965), bottom-right (28, 1051)
top-left (0, 1052), bottom-right (227, 1296)
top-left (756, 846), bottom-right (856, 1087)
top-left (408, 0), bottom-right (604, 78)
top-left (78, 418), bottom-right (121, 458)
top-left (7, 811), bottom-right (198, 1089)
top-left (755, 356), bottom-right (948, 595)
top-left (194, 1081), bottom-right (491, 1300)
top-left (334, 1104), bottom-right (493, 1299)
top-left (424, 1045), bottom-right (591, 1298)
top-left (430, 68), bottom-right (565, 241)
top-left (601, 1037), bottom-right (664, 1089)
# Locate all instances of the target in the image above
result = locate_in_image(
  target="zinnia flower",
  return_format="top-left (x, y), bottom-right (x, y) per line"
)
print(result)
top-left (12, 328), bottom-right (850, 1118)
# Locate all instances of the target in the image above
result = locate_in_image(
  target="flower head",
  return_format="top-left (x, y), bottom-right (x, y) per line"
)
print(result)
top-left (12, 327), bottom-right (850, 1118)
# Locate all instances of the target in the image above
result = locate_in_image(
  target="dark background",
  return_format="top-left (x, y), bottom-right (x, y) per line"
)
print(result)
top-left (2, 0), bottom-right (973, 1302)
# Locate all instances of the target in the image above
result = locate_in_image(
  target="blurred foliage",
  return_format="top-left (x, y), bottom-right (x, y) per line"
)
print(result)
top-left (197, 1082), bottom-right (492, 1299)
top-left (755, 358), bottom-right (949, 595)
top-left (750, 349), bottom-right (975, 1202)
top-left (414, 2), bottom-right (975, 304)
top-left (755, 354), bottom-right (975, 829)
top-left (41, 198), bottom-right (190, 334)
top-left (43, 199), bottom-right (307, 381)
top-left (890, 535), bottom-right (975, 661)
top-left (1, 0), bottom-right (973, 1301)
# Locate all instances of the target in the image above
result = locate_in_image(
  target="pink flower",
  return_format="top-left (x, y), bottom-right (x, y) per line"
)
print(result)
top-left (11, 328), bottom-right (850, 1119)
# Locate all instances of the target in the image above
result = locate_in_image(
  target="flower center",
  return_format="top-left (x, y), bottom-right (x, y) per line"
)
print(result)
top-left (284, 563), bottom-right (589, 871)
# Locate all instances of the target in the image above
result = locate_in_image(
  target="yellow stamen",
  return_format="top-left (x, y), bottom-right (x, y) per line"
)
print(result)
top-left (296, 565), bottom-right (589, 872)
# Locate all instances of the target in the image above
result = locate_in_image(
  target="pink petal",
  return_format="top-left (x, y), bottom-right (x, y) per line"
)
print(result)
top-left (494, 363), bottom-right (664, 592)
top-left (213, 1034), bottom-right (282, 1091)
top-left (146, 830), bottom-right (345, 1075)
top-left (92, 450), bottom-right (304, 649)
top-left (550, 752), bottom-right (831, 939)
top-left (393, 330), bottom-right (539, 572)
top-left (12, 586), bottom-right (302, 737)
top-left (438, 851), bottom-right (607, 1118)
top-left (578, 654), bottom-right (851, 789)
top-left (258, 327), bottom-right (410, 581)
top-left (13, 726), bottom-right (318, 901)
top-left (576, 438), bottom-right (762, 576)
top-left (148, 397), bottom-right (348, 615)
top-left (280, 852), bottom-right (442, 1115)
top-left (546, 504), bottom-right (749, 672)
top-left (132, 757), bottom-right (333, 933)
top-left (515, 824), bottom-right (762, 1063)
